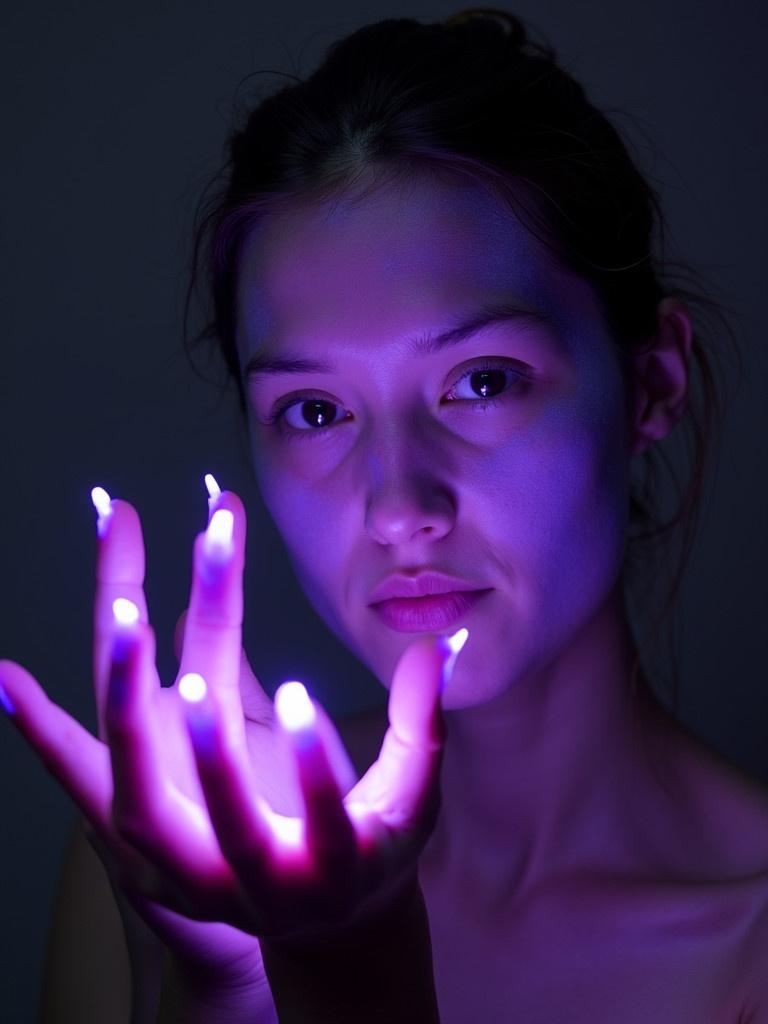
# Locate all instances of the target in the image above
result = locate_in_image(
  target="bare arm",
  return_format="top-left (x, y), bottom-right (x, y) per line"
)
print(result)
top-left (41, 815), bottom-right (165, 1024)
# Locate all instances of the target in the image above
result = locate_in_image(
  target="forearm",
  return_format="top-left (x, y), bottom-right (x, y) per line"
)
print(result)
top-left (259, 884), bottom-right (441, 1024)
top-left (156, 952), bottom-right (278, 1024)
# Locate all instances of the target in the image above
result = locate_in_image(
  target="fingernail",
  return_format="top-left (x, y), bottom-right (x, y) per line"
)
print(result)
top-left (274, 681), bottom-right (318, 752)
top-left (204, 473), bottom-right (221, 521)
top-left (113, 598), bottom-right (140, 626)
top-left (275, 680), bottom-right (316, 732)
top-left (439, 627), bottom-right (469, 691)
top-left (108, 599), bottom-right (141, 711)
top-left (111, 598), bottom-right (141, 665)
top-left (90, 485), bottom-right (113, 538)
top-left (179, 672), bottom-right (207, 703)
top-left (0, 682), bottom-right (15, 716)
top-left (203, 508), bottom-right (234, 561)
top-left (179, 672), bottom-right (217, 757)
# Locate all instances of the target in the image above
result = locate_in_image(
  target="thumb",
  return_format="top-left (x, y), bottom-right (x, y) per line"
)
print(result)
top-left (388, 634), bottom-right (452, 753)
top-left (364, 634), bottom-right (456, 835)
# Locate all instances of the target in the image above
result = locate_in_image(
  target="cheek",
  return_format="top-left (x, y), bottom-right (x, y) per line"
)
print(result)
top-left (251, 451), bottom-right (353, 621)
top-left (490, 394), bottom-right (630, 624)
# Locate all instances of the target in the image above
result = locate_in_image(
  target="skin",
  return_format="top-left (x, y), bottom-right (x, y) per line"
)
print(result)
top-left (236, 163), bottom-right (686, 881)
top-left (234, 164), bottom-right (768, 1020)
top-left (5, 161), bottom-right (767, 1021)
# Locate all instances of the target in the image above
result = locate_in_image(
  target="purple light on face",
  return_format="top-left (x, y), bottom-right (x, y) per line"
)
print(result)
top-left (113, 597), bottom-right (140, 626)
top-left (275, 681), bottom-right (316, 732)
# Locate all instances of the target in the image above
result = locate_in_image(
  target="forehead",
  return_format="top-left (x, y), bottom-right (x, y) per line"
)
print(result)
top-left (235, 168), bottom-right (600, 355)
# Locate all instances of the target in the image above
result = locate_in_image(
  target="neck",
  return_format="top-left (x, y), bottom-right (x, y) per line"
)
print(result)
top-left (421, 585), bottom-right (675, 903)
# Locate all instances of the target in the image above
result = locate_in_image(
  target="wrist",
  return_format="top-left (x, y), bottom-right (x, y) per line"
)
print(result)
top-left (260, 880), bottom-right (440, 1024)
top-left (158, 949), bottom-right (276, 1024)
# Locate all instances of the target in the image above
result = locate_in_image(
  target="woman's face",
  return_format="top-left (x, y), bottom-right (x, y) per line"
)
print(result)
top-left (235, 168), bottom-right (634, 709)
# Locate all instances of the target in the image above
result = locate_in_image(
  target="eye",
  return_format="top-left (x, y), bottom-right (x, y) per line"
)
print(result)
top-left (445, 359), bottom-right (530, 405)
top-left (274, 397), bottom-right (350, 436)
top-left (264, 358), bottom-right (532, 441)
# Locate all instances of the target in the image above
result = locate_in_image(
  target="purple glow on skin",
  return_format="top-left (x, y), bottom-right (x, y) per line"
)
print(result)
top-left (274, 681), bottom-right (316, 732)
top-left (235, 169), bottom-right (632, 714)
top-left (178, 672), bottom-right (207, 703)
top-left (90, 485), bottom-right (112, 538)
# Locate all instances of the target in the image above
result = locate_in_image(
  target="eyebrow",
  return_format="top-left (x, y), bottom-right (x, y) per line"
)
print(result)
top-left (243, 301), bottom-right (551, 381)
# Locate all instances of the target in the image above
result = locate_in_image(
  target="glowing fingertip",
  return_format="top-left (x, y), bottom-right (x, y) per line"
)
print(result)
top-left (112, 598), bottom-right (139, 626)
top-left (179, 672), bottom-right (207, 703)
top-left (275, 681), bottom-right (316, 732)
top-left (447, 627), bottom-right (469, 656)
top-left (204, 473), bottom-right (221, 500)
top-left (206, 508), bottom-right (234, 548)
top-left (90, 486), bottom-right (112, 519)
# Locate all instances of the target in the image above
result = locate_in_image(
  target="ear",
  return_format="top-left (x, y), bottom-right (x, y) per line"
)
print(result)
top-left (628, 296), bottom-right (694, 458)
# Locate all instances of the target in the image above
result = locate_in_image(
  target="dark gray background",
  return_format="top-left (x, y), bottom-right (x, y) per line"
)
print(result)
top-left (1, 0), bottom-right (766, 1017)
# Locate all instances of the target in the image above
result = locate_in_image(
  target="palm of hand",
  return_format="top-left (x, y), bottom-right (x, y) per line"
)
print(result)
top-left (0, 486), bottom-right (452, 978)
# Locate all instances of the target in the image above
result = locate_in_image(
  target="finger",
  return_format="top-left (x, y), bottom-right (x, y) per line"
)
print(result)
top-left (314, 704), bottom-right (359, 796)
top-left (0, 659), bottom-right (113, 836)
top-left (360, 633), bottom-right (460, 833)
top-left (274, 682), bottom-right (357, 886)
top-left (105, 603), bottom-right (225, 891)
top-left (91, 492), bottom-right (151, 739)
top-left (177, 490), bottom-right (255, 748)
top-left (179, 672), bottom-right (277, 897)
top-left (176, 606), bottom-right (274, 729)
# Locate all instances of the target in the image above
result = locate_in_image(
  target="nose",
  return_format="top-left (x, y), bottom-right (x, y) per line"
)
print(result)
top-left (364, 447), bottom-right (456, 547)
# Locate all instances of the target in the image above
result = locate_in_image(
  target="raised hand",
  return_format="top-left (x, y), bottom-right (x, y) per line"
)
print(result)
top-left (0, 478), bottom-right (466, 998)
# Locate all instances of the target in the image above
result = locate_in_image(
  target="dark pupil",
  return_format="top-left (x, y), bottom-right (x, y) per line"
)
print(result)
top-left (300, 371), bottom-right (506, 427)
top-left (302, 400), bottom-right (335, 428)
top-left (472, 369), bottom-right (506, 399)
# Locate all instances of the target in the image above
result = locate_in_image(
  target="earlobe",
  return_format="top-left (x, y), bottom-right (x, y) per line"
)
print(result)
top-left (628, 296), bottom-right (694, 457)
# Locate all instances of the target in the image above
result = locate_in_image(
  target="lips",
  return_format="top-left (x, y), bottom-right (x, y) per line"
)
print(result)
top-left (368, 570), bottom-right (488, 604)
top-left (370, 589), bottom-right (491, 632)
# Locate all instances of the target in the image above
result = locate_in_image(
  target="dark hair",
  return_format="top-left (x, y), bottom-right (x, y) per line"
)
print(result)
top-left (183, 7), bottom-right (744, 716)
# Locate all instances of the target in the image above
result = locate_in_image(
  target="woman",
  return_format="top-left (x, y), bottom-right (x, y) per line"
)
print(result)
top-left (3, 7), bottom-right (767, 1021)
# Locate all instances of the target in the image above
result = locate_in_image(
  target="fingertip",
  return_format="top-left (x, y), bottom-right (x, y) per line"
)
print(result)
top-left (113, 597), bottom-right (140, 626)
top-left (90, 486), bottom-right (113, 538)
top-left (95, 499), bottom-right (146, 583)
top-left (388, 637), bottom-right (448, 750)
top-left (204, 473), bottom-right (221, 502)
top-left (204, 508), bottom-right (235, 560)
top-left (274, 681), bottom-right (317, 734)
top-left (178, 671), bottom-right (207, 704)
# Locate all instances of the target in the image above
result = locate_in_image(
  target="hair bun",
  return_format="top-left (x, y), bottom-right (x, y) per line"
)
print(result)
top-left (443, 7), bottom-right (528, 48)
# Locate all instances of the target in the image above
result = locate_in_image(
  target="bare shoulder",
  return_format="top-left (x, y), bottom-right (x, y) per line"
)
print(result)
top-left (334, 703), bottom-right (388, 777)
top-left (665, 717), bottom-right (768, 878)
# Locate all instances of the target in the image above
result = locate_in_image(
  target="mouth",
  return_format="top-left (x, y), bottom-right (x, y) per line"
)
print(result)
top-left (370, 589), bottom-right (492, 632)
